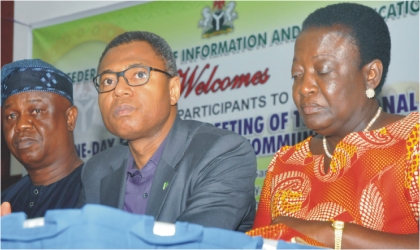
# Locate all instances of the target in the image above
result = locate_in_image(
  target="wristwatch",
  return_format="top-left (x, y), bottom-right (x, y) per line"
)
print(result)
top-left (332, 220), bottom-right (345, 250)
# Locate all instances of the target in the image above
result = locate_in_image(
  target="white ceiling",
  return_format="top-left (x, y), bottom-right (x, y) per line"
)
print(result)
top-left (12, 1), bottom-right (147, 60)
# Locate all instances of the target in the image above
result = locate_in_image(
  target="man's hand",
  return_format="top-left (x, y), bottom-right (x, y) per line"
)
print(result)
top-left (1, 202), bottom-right (12, 216)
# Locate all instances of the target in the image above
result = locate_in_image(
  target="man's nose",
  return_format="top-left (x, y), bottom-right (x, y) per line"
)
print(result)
top-left (14, 114), bottom-right (33, 133)
top-left (113, 75), bottom-right (133, 97)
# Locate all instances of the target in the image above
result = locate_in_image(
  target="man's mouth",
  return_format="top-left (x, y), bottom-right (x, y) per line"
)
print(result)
top-left (114, 104), bottom-right (136, 117)
top-left (15, 137), bottom-right (37, 149)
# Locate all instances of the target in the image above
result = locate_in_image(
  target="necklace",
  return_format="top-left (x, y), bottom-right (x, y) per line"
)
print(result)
top-left (323, 107), bottom-right (382, 158)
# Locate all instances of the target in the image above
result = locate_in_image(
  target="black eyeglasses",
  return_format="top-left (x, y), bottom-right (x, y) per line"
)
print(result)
top-left (92, 65), bottom-right (173, 93)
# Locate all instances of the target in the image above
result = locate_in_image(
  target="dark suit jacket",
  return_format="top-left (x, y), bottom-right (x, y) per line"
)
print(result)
top-left (76, 116), bottom-right (257, 232)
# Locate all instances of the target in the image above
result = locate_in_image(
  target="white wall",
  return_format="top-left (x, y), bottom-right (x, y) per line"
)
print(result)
top-left (10, 0), bottom-right (147, 175)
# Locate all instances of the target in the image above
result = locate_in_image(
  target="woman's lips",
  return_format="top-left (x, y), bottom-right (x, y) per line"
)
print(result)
top-left (301, 104), bottom-right (323, 115)
top-left (114, 104), bottom-right (136, 117)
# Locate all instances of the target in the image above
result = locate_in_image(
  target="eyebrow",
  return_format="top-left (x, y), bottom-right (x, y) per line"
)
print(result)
top-left (3, 98), bottom-right (44, 110)
top-left (27, 99), bottom-right (44, 103)
top-left (100, 63), bottom-right (147, 74)
top-left (293, 53), bottom-right (338, 62)
top-left (313, 54), bottom-right (337, 59)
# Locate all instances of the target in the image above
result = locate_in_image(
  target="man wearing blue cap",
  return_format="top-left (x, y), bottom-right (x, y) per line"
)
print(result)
top-left (1, 59), bottom-right (83, 218)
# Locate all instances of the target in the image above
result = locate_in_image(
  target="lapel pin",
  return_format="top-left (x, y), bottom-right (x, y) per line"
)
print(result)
top-left (162, 182), bottom-right (169, 190)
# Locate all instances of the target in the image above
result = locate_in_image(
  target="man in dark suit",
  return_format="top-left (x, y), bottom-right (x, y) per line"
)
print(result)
top-left (76, 31), bottom-right (257, 232)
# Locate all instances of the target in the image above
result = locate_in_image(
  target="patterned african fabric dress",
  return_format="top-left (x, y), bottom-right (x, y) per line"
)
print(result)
top-left (247, 112), bottom-right (419, 245)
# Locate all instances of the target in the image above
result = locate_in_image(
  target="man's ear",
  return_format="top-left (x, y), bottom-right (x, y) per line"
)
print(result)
top-left (66, 106), bottom-right (78, 132)
top-left (363, 59), bottom-right (383, 90)
top-left (169, 76), bottom-right (181, 106)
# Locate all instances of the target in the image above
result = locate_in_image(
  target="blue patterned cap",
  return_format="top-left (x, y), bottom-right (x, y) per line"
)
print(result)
top-left (1, 59), bottom-right (73, 106)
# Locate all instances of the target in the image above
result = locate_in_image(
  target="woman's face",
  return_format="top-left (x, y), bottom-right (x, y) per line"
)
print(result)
top-left (291, 27), bottom-right (368, 136)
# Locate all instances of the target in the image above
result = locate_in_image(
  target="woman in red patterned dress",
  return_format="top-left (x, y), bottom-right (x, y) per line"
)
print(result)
top-left (247, 2), bottom-right (419, 249)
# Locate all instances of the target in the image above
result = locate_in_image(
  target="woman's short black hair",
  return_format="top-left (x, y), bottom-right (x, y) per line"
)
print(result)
top-left (301, 3), bottom-right (391, 94)
top-left (98, 31), bottom-right (178, 77)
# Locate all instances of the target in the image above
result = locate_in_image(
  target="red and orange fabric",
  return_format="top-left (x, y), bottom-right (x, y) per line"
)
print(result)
top-left (247, 112), bottom-right (419, 245)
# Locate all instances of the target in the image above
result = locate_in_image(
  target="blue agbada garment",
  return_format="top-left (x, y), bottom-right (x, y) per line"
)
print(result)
top-left (1, 58), bottom-right (73, 106)
top-left (1, 164), bottom-right (84, 219)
